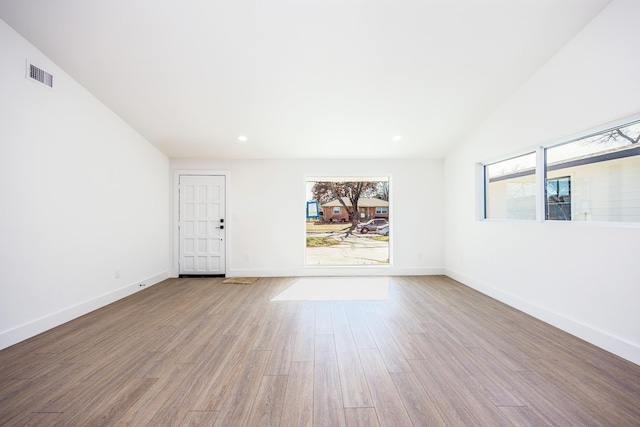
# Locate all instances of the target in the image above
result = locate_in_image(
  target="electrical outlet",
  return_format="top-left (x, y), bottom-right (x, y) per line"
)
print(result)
top-left (245, 254), bottom-right (251, 262)
top-left (139, 283), bottom-right (146, 287)
top-left (114, 269), bottom-right (120, 279)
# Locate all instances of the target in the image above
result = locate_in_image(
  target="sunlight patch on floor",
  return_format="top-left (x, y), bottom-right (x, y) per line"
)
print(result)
top-left (271, 277), bottom-right (390, 301)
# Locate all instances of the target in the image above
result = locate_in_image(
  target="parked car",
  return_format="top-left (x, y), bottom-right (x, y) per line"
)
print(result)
top-left (376, 224), bottom-right (389, 236)
top-left (356, 218), bottom-right (388, 234)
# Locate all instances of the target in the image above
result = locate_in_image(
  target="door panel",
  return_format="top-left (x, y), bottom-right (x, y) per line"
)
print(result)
top-left (179, 175), bottom-right (225, 275)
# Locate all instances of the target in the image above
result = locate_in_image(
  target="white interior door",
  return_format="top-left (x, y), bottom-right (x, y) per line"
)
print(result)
top-left (179, 175), bottom-right (226, 275)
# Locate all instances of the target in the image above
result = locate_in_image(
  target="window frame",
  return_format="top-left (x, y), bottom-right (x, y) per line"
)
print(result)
top-left (305, 175), bottom-right (393, 267)
top-left (481, 150), bottom-right (539, 222)
top-left (479, 115), bottom-right (640, 227)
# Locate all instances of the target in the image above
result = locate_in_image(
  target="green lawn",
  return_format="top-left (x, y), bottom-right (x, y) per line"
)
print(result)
top-left (306, 223), bottom-right (352, 233)
top-left (306, 237), bottom-right (341, 247)
top-left (370, 235), bottom-right (389, 241)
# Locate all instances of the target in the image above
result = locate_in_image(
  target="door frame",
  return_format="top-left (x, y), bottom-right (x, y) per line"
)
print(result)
top-left (173, 170), bottom-right (230, 277)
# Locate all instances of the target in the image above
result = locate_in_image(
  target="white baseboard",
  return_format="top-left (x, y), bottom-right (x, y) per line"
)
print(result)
top-left (226, 266), bottom-right (445, 278)
top-left (445, 268), bottom-right (640, 366)
top-left (0, 271), bottom-right (170, 351)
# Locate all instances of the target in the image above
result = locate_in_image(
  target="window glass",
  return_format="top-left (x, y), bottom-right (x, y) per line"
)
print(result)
top-left (306, 177), bottom-right (390, 266)
top-left (545, 121), bottom-right (640, 222)
top-left (484, 152), bottom-right (537, 220)
top-left (546, 177), bottom-right (571, 220)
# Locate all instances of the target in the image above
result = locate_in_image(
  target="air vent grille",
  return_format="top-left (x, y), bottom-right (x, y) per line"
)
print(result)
top-left (28, 63), bottom-right (54, 88)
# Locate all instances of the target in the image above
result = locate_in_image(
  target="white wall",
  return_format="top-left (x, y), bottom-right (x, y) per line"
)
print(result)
top-left (444, 0), bottom-right (640, 364)
top-left (172, 158), bottom-right (444, 277)
top-left (0, 19), bottom-right (171, 350)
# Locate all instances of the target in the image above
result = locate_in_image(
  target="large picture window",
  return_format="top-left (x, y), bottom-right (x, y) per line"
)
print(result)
top-left (305, 177), bottom-right (390, 266)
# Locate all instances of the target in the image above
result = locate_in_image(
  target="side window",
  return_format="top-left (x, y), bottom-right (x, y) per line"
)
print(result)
top-left (484, 152), bottom-right (537, 220)
top-left (481, 119), bottom-right (640, 223)
top-left (545, 120), bottom-right (640, 222)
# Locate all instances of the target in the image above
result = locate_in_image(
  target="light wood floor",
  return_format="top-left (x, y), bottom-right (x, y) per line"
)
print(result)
top-left (1, 276), bottom-right (639, 426)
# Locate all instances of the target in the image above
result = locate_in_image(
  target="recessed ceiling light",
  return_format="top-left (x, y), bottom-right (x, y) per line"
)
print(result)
top-left (238, 135), bottom-right (248, 142)
top-left (392, 135), bottom-right (402, 142)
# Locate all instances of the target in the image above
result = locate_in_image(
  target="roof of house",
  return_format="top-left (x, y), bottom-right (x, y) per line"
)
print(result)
top-left (321, 197), bottom-right (389, 208)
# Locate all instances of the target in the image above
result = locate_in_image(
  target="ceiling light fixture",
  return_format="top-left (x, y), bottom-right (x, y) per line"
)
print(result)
top-left (238, 135), bottom-right (248, 142)
top-left (392, 135), bottom-right (402, 142)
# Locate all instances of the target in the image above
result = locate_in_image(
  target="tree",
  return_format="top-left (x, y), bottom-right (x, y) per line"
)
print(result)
top-left (612, 128), bottom-right (640, 144)
top-left (375, 181), bottom-right (389, 201)
top-left (311, 181), bottom-right (378, 237)
top-left (589, 123), bottom-right (640, 146)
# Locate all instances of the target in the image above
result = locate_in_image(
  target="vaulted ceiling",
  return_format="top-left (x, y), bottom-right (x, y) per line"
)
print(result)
top-left (0, 0), bottom-right (611, 159)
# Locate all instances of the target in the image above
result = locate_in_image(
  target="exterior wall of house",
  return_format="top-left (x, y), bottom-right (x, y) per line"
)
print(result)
top-left (486, 174), bottom-right (537, 220)
top-left (548, 154), bottom-right (640, 222)
top-left (360, 207), bottom-right (373, 220)
top-left (362, 206), bottom-right (389, 220)
top-left (323, 206), bottom-right (349, 222)
top-left (322, 205), bottom-right (390, 222)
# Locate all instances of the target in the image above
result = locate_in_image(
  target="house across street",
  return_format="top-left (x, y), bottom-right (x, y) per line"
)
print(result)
top-left (320, 197), bottom-right (389, 223)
